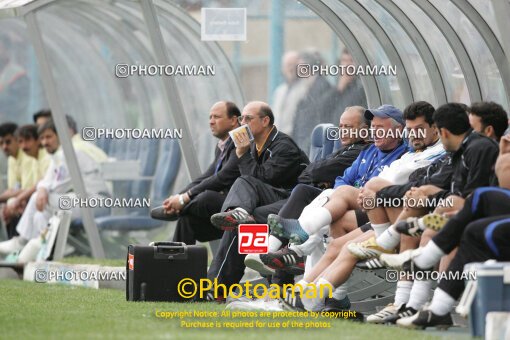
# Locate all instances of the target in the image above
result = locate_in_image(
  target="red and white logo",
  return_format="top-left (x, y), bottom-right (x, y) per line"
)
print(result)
top-left (238, 224), bottom-right (269, 254)
top-left (128, 253), bottom-right (134, 270)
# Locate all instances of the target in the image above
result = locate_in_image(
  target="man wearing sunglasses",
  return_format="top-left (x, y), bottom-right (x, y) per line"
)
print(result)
top-left (207, 101), bottom-right (309, 293)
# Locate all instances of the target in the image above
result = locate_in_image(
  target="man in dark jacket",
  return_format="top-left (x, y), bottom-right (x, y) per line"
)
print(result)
top-left (207, 101), bottom-right (309, 292)
top-left (150, 101), bottom-right (241, 245)
top-left (210, 101), bottom-right (309, 230)
top-left (245, 106), bottom-right (371, 281)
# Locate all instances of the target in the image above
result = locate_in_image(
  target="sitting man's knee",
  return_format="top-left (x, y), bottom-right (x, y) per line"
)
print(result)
top-left (291, 183), bottom-right (312, 195)
top-left (239, 175), bottom-right (257, 182)
top-left (463, 221), bottom-right (482, 242)
top-left (365, 177), bottom-right (389, 192)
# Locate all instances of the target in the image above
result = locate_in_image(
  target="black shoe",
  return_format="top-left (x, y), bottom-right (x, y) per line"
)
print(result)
top-left (385, 305), bottom-right (417, 324)
top-left (259, 248), bottom-right (305, 275)
top-left (280, 289), bottom-right (305, 311)
top-left (150, 206), bottom-right (179, 221)
top-left (322, 296), bottom-right (351, 311)
top-left (322, 296), bottom-right (363, 322)
top-left (356, 258), bottom-right (385, 270)
top-left (395, 217), bottom-right (423, 237)
top-left (196, 291), bottom-right (226, 304)
top-left (210, 208), bottom-right (256, 231)
top-left (400, 309), bottom-right (453, 330)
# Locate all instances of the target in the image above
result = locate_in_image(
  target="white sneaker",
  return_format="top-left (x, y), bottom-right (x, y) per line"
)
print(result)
top-left (244, 254), bottom-right (275, 275)
top-left (396, 311), bottom-right (421, 327)
top-left (18, 238), bottom-right (42, 263)
top-left (379, 248), bottom-right (423, 271)
top-left (347, 236), bottom-right (394, 260)
top-left (366, 303), bottom-right (402, 323)
top-left (0, 236), bottom-right (26, 255)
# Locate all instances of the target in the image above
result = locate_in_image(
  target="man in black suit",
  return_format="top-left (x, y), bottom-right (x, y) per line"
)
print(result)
top-left (151, 101), bottom-right (241, 244)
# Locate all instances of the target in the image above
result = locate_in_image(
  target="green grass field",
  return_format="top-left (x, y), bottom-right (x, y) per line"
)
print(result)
top-left (0, 279), bottom-right (472, 340)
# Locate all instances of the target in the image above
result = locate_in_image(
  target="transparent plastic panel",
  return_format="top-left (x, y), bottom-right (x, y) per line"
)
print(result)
top-left (153, 0), bottom-right (245, 169)
top-left (0, 18), bottom-right (47, 124)
top-left (33, 1), bottom-right (166, 226)
top-left (324, 0), bottom-right (403, 108)
top-left (429, 0), bottom-right (508, 110)
top-left (468, 0), bottom-right (502, 43)
top-left (31, 0), bottom-right (248, 210)
top-left (393, 0), bottom-right (469, 105)
top-left (37, 1), bottom-right (163, 130)
top-left (174, 0), bottom-right (368, 154)
top-left (0, 18), bottom-right (48, 192)
top-left (359, 0), bottom-right (436, 106)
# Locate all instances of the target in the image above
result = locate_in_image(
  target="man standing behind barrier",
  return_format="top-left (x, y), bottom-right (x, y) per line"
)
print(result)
top-left (151, 101), bottom-right (242, 245)
top-left (207, 101), bottom-right (309, 294)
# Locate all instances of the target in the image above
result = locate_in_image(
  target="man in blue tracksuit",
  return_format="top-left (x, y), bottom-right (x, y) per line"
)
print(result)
top-left (270, 104), bottom-right (408, 245)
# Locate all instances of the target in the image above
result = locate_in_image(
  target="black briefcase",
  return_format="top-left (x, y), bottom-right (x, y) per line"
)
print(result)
top-left (126, 242), bottom-right (207, 302)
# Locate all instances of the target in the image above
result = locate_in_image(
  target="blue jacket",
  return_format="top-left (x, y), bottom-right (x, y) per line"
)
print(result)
top-left (334, 142), bottom-right (409, 188)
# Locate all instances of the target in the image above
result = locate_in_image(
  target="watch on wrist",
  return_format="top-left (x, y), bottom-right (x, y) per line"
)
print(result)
top-left (178, 194), bottom-right (185, 206)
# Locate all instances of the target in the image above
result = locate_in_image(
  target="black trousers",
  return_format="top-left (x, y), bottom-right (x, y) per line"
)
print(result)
top-left (252, 184), bottom-right (322, 223)
top-left (208, 176), bottom-right (291, 289)
top-left (432, 188), bottom-right (510, 253)
top-left (172, 190), bottom-right (225, 245)
top-left (438, 215), bottom-right (510, 299)
top-left (279, 184), bottom-right (323, 218)
top-left (221, 175), bottom-right (290, 213)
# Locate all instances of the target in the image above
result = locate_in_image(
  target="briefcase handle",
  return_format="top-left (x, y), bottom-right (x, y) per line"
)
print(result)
top-left (151, 241), bottom-right (186, 247)
top-left (151, 241), bottom-right (188, 260)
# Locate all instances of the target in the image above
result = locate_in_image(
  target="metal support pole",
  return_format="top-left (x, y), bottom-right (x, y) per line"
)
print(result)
top-left (24, 11), bottom-right (105, 258)
top-left (268, 0), bottom-right (284, 103)
top-left (139, 0), bottom-right (201, 180)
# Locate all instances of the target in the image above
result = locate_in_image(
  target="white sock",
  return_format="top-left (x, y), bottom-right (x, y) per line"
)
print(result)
top-left (406, 280), bottom-right (433, 310)
top-left (376, 225), bottom-right (400, 250)
top-left (331, 284), bottom-right (348, 301)
top-left (295, 279), bottom-right (309, 289)
top-left (371, 222), bottom-right (390, 237)
top-left (414, 241), bottom-right (445, 268)
top-left (417, 218), bottom-right (426, 230)
top-left (268, 235), bottom-right (283, 252)
top-left (428, 288), bottom-right (456, 316)
top-left (290, 245), bottom-right (305, 257)
top-left (301, 278), bottom-right (331, 311)
top-left (394, 281), bottom-right (413, 306)
top-left (298, 207), bottom-right (332, 235)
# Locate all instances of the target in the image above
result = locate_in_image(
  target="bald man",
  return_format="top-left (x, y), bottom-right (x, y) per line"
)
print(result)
top-left (150, 101), bottom-right (242, 245)
top-left (207, 101), bottom-right (310, 293)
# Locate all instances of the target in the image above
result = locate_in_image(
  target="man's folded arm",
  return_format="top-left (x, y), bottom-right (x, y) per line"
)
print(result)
top-left (237, 145), bottom-right (306, 186)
